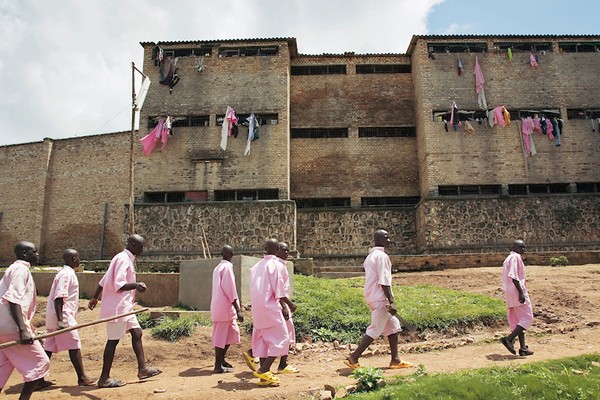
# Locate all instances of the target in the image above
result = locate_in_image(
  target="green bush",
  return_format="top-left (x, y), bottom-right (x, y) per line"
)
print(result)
top-left (550, 256), bottom-right (569, 267)
top-left (352, 367), bottom-right (384, 392)
top-left (149, 314), bottom-right (211, 342)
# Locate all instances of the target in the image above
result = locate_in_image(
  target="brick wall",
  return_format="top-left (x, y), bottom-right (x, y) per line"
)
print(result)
top-left (136, 40), bottom-right (292, 201)
top-left (290, 55), bottom-right (419, 203)
top-left (411, 37), bottom-right (600, 195)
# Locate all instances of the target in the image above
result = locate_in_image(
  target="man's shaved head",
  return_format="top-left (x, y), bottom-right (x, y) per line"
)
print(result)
top-left (265, 238), bottom-right (279, 255)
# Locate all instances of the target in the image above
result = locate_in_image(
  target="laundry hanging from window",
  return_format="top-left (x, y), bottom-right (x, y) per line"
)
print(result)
top-left (159, 57), bottom-right (180, 92)
top-left (220, 106), bottom-right (238, 150)
top-left (140, 116), bottom-right (172, 156)
top-left (244, 113), bottom-right (260, 155)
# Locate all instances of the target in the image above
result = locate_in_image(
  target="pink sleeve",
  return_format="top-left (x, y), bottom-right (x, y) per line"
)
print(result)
top-left (221, 267), bottom-right (238, 303)
top-left (112, 257), bottom-right (130, 291)
top-left (1, 269), bottom-right (28, 304)
top-left (270, 263), bottom-right (287, 299)
top-left (506, 255), bottom-right (519, 280)
top-left (377, 254), bottom-right (392, 287)
top-left (53, 274), bottom-right (70, 299)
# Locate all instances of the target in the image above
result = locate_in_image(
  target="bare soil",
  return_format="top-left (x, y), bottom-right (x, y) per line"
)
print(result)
top-left (3, 264), bottom-right (599, 399)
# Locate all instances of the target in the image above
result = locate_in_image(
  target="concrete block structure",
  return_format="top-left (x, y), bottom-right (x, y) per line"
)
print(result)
top-left (1, 34), bottom-right (600, 270)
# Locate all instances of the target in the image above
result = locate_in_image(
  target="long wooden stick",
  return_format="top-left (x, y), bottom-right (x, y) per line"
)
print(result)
top-left (0, 307), bottom-right (149, 350)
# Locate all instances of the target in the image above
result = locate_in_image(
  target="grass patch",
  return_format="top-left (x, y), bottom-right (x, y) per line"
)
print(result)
top-left (149, 314), bottom-right (211, 342)
top-left (292, 275), bottom-right (505, 343)
top-left (348, 354), bottom-right (600, 399)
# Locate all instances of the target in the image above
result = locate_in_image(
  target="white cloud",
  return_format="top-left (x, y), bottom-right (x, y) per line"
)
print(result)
top-left (0, 0), bottom-right (442, 146)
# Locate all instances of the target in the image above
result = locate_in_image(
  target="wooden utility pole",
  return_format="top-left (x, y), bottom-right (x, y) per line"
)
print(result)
top-left (129, 62), bottom-right (136, 234)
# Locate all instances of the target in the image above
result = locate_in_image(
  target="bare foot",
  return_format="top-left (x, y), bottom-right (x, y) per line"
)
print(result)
top-left (78, 376), bottom-right (97, 386)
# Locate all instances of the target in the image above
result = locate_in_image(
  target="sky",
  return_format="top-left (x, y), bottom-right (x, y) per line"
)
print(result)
top-left (0, 0), bottom-right (598, 146)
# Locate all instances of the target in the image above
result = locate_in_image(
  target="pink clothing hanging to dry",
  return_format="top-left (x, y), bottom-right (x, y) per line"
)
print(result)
top-left (474, 56), bottom-right (488, 110)
top-left (140, 118), bottom-right (164, 156)
top-left (493, 106), bottom-right (507, 127)
top-left (529, 53), bottom-right (538, 68)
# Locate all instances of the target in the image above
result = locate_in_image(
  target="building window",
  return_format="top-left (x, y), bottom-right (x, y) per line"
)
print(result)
top-left (358, 127), bottom-right (416, 137)
top-left (559, 42), bottom-right (600, 53)
top-left (427, 42), bottom-right (488, 54)
top-left (214, 189), bottom-right (279, 201)
top-left (218, 46), bottom-right (278, 57)
top-left (291, 65), bottom-right (347, 75)
top-left (438, 185), bottom-right (502, 196)
top-left (290, 128), bottom-right (348, 138)
top-left (361, 196), bottom-right (420, 207)
top-left (432, 110), bottom-right (488, 122)
top-left (148, 116), bottom-right (210, 128)
top-left (356, 64), bottom-right (411, 74)
top-left (232, 113), bottom-right (279, 126)
top-left (493, 42), bottom-right (552, 52)
top-left (508, 183), bottom-right (569, 195)
top-left (567, 109), bottom-right (600, 119)
top-left (294, 198), bottom-right (351, 209)
top-left (162, 48), bottom-right (212, 58)
top-left (144, 192), bottom-right (185, 203)
top-left (576, 182), bottom-right (600, 193)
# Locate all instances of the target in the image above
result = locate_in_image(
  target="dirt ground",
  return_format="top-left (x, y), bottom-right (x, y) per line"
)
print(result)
top-left (3, 264), bottom-right (599, 399)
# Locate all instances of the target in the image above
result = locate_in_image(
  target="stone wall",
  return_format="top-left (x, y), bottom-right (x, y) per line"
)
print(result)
top-left (132, 201), bottom-right (296, 258)
top-left (296, 208), bottom-right (417, 258)
top-left (416, 195), bottom-right (600, 253)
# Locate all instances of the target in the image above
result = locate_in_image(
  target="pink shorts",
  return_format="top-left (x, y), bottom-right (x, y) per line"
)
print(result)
top-left (212, 320), bottom-right (241, 349)
top-left (106, 315), bottom-right (141, 340)
top-left (365, 302), bottom-right (402, 339)
top-left (507, 299), bottom-right (534, 331)
top-left (44, 329), bottom-right (81, 353)
top-left (252, 324), bottom-right (290, 358)
top-left (286, 317), bottom-right (295, 346)
top-left (0, 334), bottom-right (50, 387)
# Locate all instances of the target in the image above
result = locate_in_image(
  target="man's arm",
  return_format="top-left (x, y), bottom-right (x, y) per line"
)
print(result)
top-left (88, 284), bottom-right (103, 310)
top-left (382, 285), bottom-right (397, 315)
top-left (54, 297), bottom-right (68, 329)
top-left (8, 302), bottom-right (33, 344)
top-left (118, 282), bottom-right (146, 292)
top-left (233, 300), bottom-right (244, 322)
top-left (512, 278), bottom-right (526, 303)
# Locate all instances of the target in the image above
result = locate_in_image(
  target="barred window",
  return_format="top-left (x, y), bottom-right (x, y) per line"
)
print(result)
top-left (427, 42), bottom-right (487, 53)
top-left (214, 189), bottom-right (278, 201)
top-left (359, 127), bottom-right (416, 137)
top-left (218, 46), bottom-right (279, 57)
top-left (356, 64), bottom-right (411, 74)
top-left (361, 197), bottom-right (420, 207)
top-left (144, 192), bottom-right (185, 203)
top-left (290, 128), bottom-right (348, 138)
top-left (438, 185), bottom-right (501, 196)
top-left (295, 198), bottom-right (351, 208)
top-left (559, 42), bottom-right (600, 53)
top-left (291, 65), bottom-right (347, 75)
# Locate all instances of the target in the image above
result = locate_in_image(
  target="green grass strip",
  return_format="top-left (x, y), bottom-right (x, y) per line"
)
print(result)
top-left (293, 275), bottom-right (505, 343)
top-left (348, 354), bottom-right (600, 399)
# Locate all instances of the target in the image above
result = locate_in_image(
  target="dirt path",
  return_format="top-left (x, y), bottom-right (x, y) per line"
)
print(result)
top-left (2, 264), bottom-right (599, 399)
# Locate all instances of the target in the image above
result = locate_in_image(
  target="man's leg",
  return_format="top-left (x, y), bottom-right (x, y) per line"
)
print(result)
top-left (20, 378), bottom-right (45, 400)
top-left (98, 339), bottom-right (119, 386)
top-left (347, 334), bottom-right (375, 365)
top-left (388, 332), bottom-right (399, 363)
top-left (131, 328), bottom-right (161, 379)
top-left (258, 356), bottom-right (277, 374)
top-left (68, 349), bottom-right (95, 385)
top-left (222, 344), bottom-right (232, 368)
top-left (214, 347), bottom-right (226, 372)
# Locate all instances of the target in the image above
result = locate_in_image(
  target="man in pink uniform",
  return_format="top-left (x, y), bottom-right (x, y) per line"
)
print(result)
top-left (500, 240), bottom-right (534, 356)
top-left (210, 245), bottom-right (243, 373)
top-left (344, 229), bottom-right (413, 370)
top-left (0, 241), bottom-right (50, 400)
top-left (88, 234), bottom-right (161, 388)
top-left (44, 248), bottom-right (95, 386)
top-left (249, 238), bottom-right (289, 386)
top-left (274, 242), bottom-right (299, 374)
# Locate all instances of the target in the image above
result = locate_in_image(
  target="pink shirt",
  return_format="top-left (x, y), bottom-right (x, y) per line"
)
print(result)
top-left (502, 252), bottom-right (528, 308)
top-left (363, 247), bottom-right (393, 306)
top-left (249, 255), bottom-right (286, 329)
top-left (277, 257), bottom-right (291, 297)
top-left (45, 266), bottom-right (79, 330)
top-left (210, 260), bottom-right (238, 322)
top-left (0, 260), bottom-right (36, 335)
top-left (99, 249), bottom-right (137, 321)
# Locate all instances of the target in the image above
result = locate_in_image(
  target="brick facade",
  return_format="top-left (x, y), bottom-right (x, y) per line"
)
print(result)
top-left (1, 35), bottom-right (600, 265)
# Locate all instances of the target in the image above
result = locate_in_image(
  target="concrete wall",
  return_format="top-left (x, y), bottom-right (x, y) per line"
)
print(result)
top-left (2, 271), bottom-right (179, 307)
top-left (178, 255), bottom-right (293, 311)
